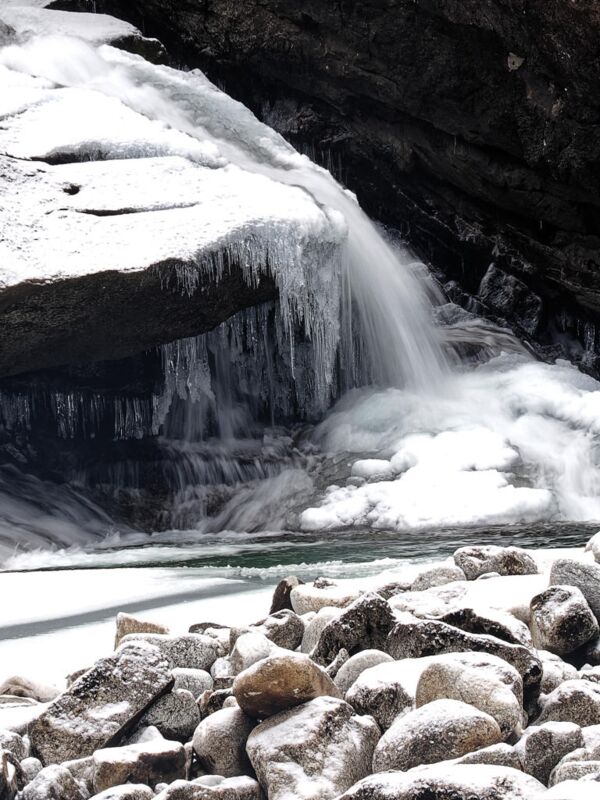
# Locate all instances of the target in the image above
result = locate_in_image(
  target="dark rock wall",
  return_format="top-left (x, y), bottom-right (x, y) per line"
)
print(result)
top-left (63, 0), bottom-right (600, 365)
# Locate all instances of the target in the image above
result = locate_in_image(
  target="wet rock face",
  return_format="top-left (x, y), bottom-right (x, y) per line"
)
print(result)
top-left (68, 0), bottom-right (600, 368)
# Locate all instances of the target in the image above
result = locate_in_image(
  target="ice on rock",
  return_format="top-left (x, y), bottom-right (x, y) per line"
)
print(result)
top-left (0, 7), bottom-right (141, 46)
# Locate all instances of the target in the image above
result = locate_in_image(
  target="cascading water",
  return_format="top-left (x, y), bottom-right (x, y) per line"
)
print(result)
top-left (2, 25), bottom-right (600, 571)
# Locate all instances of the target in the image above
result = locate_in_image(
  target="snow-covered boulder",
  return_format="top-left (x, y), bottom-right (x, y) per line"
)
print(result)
top-left (90, 786), bottom-right (155, 800)
top-left (301, 607), bottom-right (341, 654)
top-left (233, 653), bottom-right (341, 718)
top-left (20, 764), bottom-right (87, 800)
top-left (154, 775), bottom-right (261, 799)
top-left (372, 699), bottom-right (503, 773)
top-left (91, 739), bottom-right (186, 794)
top-left (531, 585), bottom-right (599, 655)
top-left (136, 689), bottom-right (200, 743)
top-left (229, 632), bottom-right (282, 675)
top-left (549, 760), bottom-right (600, 785)
top-left (334, 650), bottom-right (394, 695)
top-left (454, 545), bottom-right (538, 580)
top-left (118, 634), bottom-right (219, 672)
top-left (514, 722), bottom-right (583, 785)
top-left (539, 651), bottom-right (579, 694)
top-left (536, 680), bottom-right (600, 727)
top-left (438, 605), bottom-right (533, 647)
top-left (29, 641), bottom-right (173, 764)
top-left (192, 706), bottom-right (255, 778)
top-left (247, 609), bottom-right (304, 651)
top-left (550, 560), bottom-right (600, 621)
top-left (172, 669), bottom-right (214, 698)
top-left (410, 562), bottom-right (466, 590)
top-left (0, 675), bottom-right (59, 703)
top-left (114, 613), bottom-right (169, 649)
top-left (290, 580), bottom-right (360, 615)
top-left (246, 696), bottom-right (379, 800)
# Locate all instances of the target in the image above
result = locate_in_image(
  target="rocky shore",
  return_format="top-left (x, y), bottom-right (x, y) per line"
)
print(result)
top-left (3, 541), bottom-right (600, 798)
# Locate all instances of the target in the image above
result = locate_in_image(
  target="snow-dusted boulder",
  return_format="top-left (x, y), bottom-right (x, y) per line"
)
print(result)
top-left (90, 786), bottom-right (155, 800)
top-left (20, 764), bottom-right (87, 800)
top-left (136, 689), bottom-right (200, 743)
top-left (550, 559), bottom-right (600, 621)
top-left (114, 613), bottom-right (169, 649)
top-left (229, 632), bottom-right (282, 675)
top-left (0, 676), bottom-right (59, 703)
top-left (372, 699), bottom-right (503, 773)
top-left (301, 607), bottom-right (341, 654)
top-left (92, 739), bottom-right (186, 794)
top-left (438, 605), bottom-right (533, 647)
top-left (536, 680), bottom-right (600, 727)
top-left (29, 641), bottom-right (173, 764)
top-left (269, 576), bottom-right (303, 614)
top-left (154, 775), bottom-right (261, 799)
top-left (118, 634), bottom-right (219, 672)
top-left (248, 609), bottom-right (304, 651)
top-left (514, 722), bottom-right (583, 784)
top-left (246, 696), bottom-right (379, 800)
top-left (311, 592), bottom-right (395, 665)
top-left (0, 728), bottom-right (28, 759)
top-left (192, 706), bottom-right (255, 777)
top-left (454, 545), bottom-right (538, 580)
top-left (233, 653), bottom-right (341, 718)
top-left (455, 742), bottom-right (522, 770)
top-left (539, 650), bottom-right (579, 694)
top-left (334, 650), bottom-right (394, 695)
top-left (550, 760), bottom-right (600, 785)
top-left (172, 668), bottom-right (214, 698)
top-left (210, 658), bottom-right (235, 691)
top-left (290, 580), bottom-right (360, 614)
top-left (337, 764), bottom-right (545, 799)
top-left (531, 585), bottom-right (599, 655)
top-left (410, 562), bottom-right (466, 590)
top-left (415, 652), bottom-right (524, 740)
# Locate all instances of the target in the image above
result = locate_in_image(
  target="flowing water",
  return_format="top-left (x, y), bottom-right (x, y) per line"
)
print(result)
top-left (1, 25), bottom-right (600, 678)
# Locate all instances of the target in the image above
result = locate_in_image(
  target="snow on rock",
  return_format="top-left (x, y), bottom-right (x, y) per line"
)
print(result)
top-left (117, 634), bottom-right (220, 672)
top-left (334, 650), bottom-right (394, 695)
top-left (531, 585), bottom-right (599, 655)
top-left (536, 680), bottom-right (600, 727)
top-left (154, 775), bottom-right (261, 799)
top-left (19, 763), bottom-right (88, 800)
top-left (0, 6), bottom-right (141, 47)
top-left (454, 545), bottom-right (539, 580)
top-left (246, 696), bottom-right (380, 800)
top-left (192, 706), bottom-right (255, 777)
top-left (90, 786), bottom-right (155, 800)
top-left (291, 581), bottom-right (360, 615)
top-left (514, 721), bottom-right (583, 786)
top-left (92, 739), bottom-right (186, 794)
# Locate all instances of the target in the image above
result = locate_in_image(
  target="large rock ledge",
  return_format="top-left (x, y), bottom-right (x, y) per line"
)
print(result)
top-left (77, 0), bottom-right (600, 366)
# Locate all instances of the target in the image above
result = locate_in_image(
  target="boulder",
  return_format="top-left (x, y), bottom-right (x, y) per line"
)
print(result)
top-left (20, 764), bottom-right (87, 800)
top-left (415, 652), bottom-right (524, 740)
top-left (0, 729), bottom-right (27, 760)
top-left (119, 634), bottom-right (220, 672)
top-left (246, 696), bottom-right (379, 800)
top-left (372, 699), bottom-right (503, 773)
top-left (154, 775), bottom-right (261, 799)
top-left (127, 725), bottom-right (164, 744)
top-left (0, 677), bottom-right (59, 703)
top-left (438, 606), bottom-right (533, 647)
top-left (192, 706), bottom-right (255, 777)
top-left (172, 669), bottom-right (214, 698)
top-left (539, 650), bottom-right (579, 694)
top-left (233, 653), bottom-right (341, 718)
top-left (0, 749), bottom-right (21, 799)
top-left (336, 764), bottom-right (545, 799)
top-left (270, 576), bottom-right (303, 614)
top-left (455, 743), bottom-right (522, 770)
top-left (198, 689), bottom-right (232, 719)
top-left (300, 607), bottom-right (340, 654)
top-left (386, 615), bottom-right (542, 695)
top-left (20, 757), bottom-right (43, 783)
top-left (311, 593), bottom-right (395, 666)
top-left (29, 641), bottom-right (173, 765)
top-left (550, 559), bottom-right (600, 621)
top-left (229, 632), bottom-right (280, 675)
top-left (454, 546), bottom-right (538, 580)
top-left (210, 658), bottom-right (235, 691)
top-left (411, 563), bottom-right (466, 591)
top-left (550, 760), bottom-right (600, 785)
top-left (137, 689), bottom-right (200, 742)
top-left (90, 787), bottom-right (155, 800)
top-left (325, 648), bottom-right (349, 679)
top-left (114, 613), bottom-right (170, 649)
top-left (531, 585), bottom-right (599, 655)
top-left (514, 721), bottom-right (583, 784)
top-left (334, 650), bottom-right (394, 695)
top-left (536, 680), bottom-right (600, 727)
top-left (92, 739), bottom-right (186, 793)
top-left (290, 581), bottom-right (360, 615)
top-left (250, 609), bottom-right (304, 651)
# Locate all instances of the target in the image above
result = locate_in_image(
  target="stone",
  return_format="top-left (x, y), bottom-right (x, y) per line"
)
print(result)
top-left (192, 706), bottom-right (255, 777)
top-left (229, 632), bottom-right (280, 675)
top-left (438, 605), bottom-right (533, 647)
top-left (270, 576), bottom-right (303, 614)
top-left (290, 581), bottom-right (360, 615)
top-left (0, 729), bottom-right (27, 759)
top-left (92, 739), bottom-right (186, 793)
top-left (127, 725), bottom-right (164, 745)
top-left (325, 647), bottom-right (349, 679)
top-left (29, 640), bottom-right (173, 765)
top-left (583, 636), bottom-right (600, 666)
top-left (114, 612), bottom-right (169, 648)
top-left (336, 764), bottom-right (545, 799)
top-left (372, 699), bottom-right (503, 773)
top-left (415, 652), bottom-right (524, 740)
top-left (90, 787), bottom-right (155, 800)
top-left (536, 680), bottom-right (600, 727)
top-left (172, 668), bottom-right (214, 698)
top-left (531, 585), bottom-right (599, 655)
top-left (550, 559), bottom-right (600, 621)
top-left (233, 653), bottom-right (341, 718)
top-left (454, 546), bottom-right (538, 580)
top-left (455, 743), bottom-right (523, 770)
top-left (119, 634), bottom-right (220, 672)
top-left (334, 650), bottom-right (394, 695)
top-left (210, 658), bottom-right (235, 690)
top-left (539, 650), bottom-right (579, 694)
top-left (0, 676), bottom-right (59, 703)
top-left (550, 760), bottom-right (600, 785)
top-left (20, 764), bottom-right (87, 800)
top-left (198, 689), bottom-right (232, 719)
top-left (0, 749), bottom-right (21, 799)
top-left (514, 721), bottom-right (583, 784)
top-left (247, 696), bottom-right (379, 800)
top-left (386, 615), bottom-right (543, 695)
top-left (300, 607), bottom-right (340, 654)
top-left (311, 593), bottom-right (395, 666)
top-left (154, 775), bottom-right (261, 799)
top-left (251, 609), bottom-right (304, 651)
top-left (138, 689), bottom-right (200, 743)
top-left (20, 757), bottom-right (43, 783)
top-left (411, 563), bottom-right (466, 590)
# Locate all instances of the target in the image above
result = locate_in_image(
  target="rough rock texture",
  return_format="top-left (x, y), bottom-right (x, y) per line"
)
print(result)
top-left (550, 559), bottom-right (600, 621)
top-left (372, 698), bottom-right (503, 773)
top-left (29, 641), bottom-right (174, 765)
top-left (90, 787), bottom-right (155, 800)
top-left (136, 689), bottom-right (200, 743)
top-left (233, 653), bottom-right (341, 718)
top-left (20, 764), bottom-right (87, 800)
top-left (246, 696), bottom-right (380, 800)
top-left (114, 613), bottom-right (170, 649)
top-left (334, 650), bottom-right (394, 696)
top-left (514, 721), bottom-right (583, 785)
top-left (192, 707), bottom-right (255, 777)
top-left (336, 764), bottom-right (546, 800)
top-left (454, 546), bottom-right (538, 580)
top-left (171, 669), bottom-right (213, 698)
top-left (301, 608), bottom-right (340, 655)
top-left (69, 0), bottom-right (600, 368)
top-left (118, 634), bottom-right (220, 672)
top-left (154, 775), bottom-right (261, 800)
top-left (247, 609), bottom-right (305, 651)
top-left (92, 740), bottom-right (186, 793)
top-left (438, 606), bottom-right (533, 647)
top-left (531, 585), bottom-right (599, 655)
top-left (536, 680), bottom-right (600, 727)
top-left (0, 676), bottom-right (59, 704)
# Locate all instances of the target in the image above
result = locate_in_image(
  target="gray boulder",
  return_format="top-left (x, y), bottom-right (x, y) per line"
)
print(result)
top-left (233, 653), bottom-right (341, 718)
top-left (270, 576), bottom-right (303, 614)
top-left (138, 689), bottom-right (200, 742)
top-left (154, 775), bottom-right (261, 799)
top-left (336, 764), bottom-right (545, 799)
top-left (0, 676), bottom-right (59, 704)
top-left (247, 696), bottom-right (379, 800)
top-left (550, 760), bottom-right (600, 785)
top-left (90, 787), bottom-right (155, 800)
top-left (118, 634), bottom-right (220, 672)
top-left (550, 559), bottom-right (600, 621)
top-left (531, 585), bottom-right (599, 655)
top-left (172, 669), bottom-right (213, 698)
top-left (229, 633), bottom-right (280, 675)
top-left (92, 739), bottom-right (186, 793)
top-left (539, 650), bottom-right (579, 694)
top-left (20, 764), bottom-right (87, 800)
top-left (250, 609), bottom-right (304, 651)
top-left (536, 680), bottom-right (600, 727)
top-left (514, 721), bottom-right (583, 784)
top-left (372, 699), bottom-right (503, 773)
top-left (300, 607), bottom-right (340, 654)
top-left (438, 606), bottom-right (533, 647)
top-left (114, 613), bottom-right (169, 649)
top-left (411, 563), bottom-right (466, 591)
top-left (0, 729), bottom-right (27, 760)
top-left (192, 707), bottom-right (255, 777)
top-left (455, 742), bottom-right (522, 770)
top-left (454, 545), bottom-right (538, 580)
top-left (334, 650), bottom-right (394, 695)
top-left (29, 641), bottom-right (173, 764)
